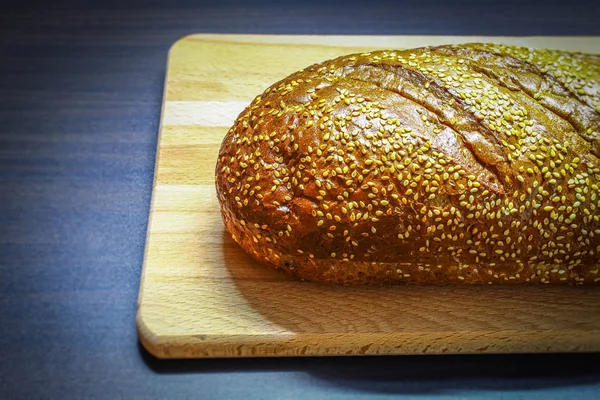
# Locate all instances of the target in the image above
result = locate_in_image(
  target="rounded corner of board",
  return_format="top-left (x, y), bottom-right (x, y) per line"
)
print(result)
top-left (168, 34), bottom-right (199, 57)
top-left (136, 307), bottom-right (167, 359)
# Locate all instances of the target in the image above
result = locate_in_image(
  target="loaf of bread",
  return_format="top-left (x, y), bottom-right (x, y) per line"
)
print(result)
top-left (216, 43), bottom-right (600, 284)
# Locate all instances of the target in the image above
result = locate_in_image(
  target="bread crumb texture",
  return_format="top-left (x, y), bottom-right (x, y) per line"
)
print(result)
top-left (216, 43), bottom-right (600, 284)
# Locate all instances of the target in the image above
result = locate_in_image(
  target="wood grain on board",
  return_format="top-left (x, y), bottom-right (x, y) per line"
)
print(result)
top-left (137, 34), bottom-right (600, 358)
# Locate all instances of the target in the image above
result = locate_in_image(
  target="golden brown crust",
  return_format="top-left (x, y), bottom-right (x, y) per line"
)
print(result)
top-left (216, 43), bottom-right (600, 284)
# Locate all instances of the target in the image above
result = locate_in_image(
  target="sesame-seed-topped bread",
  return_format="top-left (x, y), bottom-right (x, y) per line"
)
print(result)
top-left (216, 43), bottom-right (600, 284)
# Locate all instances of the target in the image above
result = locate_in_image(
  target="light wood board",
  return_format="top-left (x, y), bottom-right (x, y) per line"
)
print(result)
top-left (137, 34), bottom-right (600, 358)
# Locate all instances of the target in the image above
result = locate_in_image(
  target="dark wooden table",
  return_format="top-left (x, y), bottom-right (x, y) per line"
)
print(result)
top-left (1, 1), bottom-right (600, 398)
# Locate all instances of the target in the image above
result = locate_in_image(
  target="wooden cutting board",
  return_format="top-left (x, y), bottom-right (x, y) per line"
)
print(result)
top-left (137, 34), bottom-right (600, 358)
